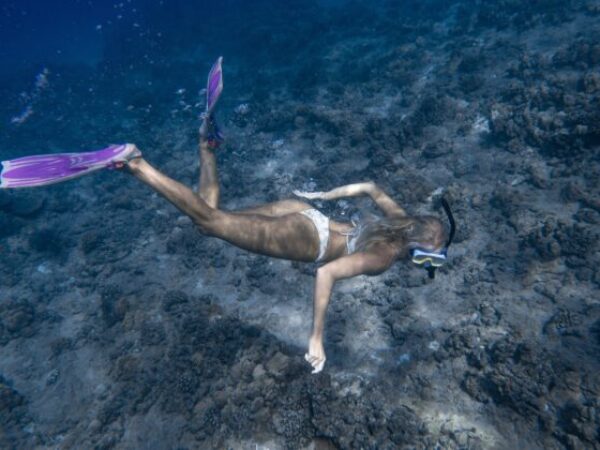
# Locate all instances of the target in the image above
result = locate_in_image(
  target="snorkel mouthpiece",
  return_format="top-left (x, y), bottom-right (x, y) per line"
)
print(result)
top-left (426, 265), bottom-right (436, 279)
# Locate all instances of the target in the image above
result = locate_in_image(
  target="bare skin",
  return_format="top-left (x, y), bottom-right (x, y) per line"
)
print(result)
top-left (121, 119), bottom-right (411, 373)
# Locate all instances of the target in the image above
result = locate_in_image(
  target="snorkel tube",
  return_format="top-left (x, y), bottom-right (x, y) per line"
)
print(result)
top-left (424, 198), bottom-right (456, 279)
top-left (441, 198), bottom-right (455, 248)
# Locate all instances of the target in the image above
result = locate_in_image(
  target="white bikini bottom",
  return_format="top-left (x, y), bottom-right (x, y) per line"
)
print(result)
top-left (300, 209), bottom-right (330, 262)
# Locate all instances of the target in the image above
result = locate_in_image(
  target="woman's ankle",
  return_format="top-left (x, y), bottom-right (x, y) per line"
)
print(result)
top-left (200, 141), bottom-right (212, 153)
top-left (126, 156), bottom-right (143, 171)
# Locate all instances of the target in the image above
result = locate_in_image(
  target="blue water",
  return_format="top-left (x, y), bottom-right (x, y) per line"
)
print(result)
top-left (2, 0), bottom-right (363, 154)
top-left (1, 1), bottom-right (600, 449)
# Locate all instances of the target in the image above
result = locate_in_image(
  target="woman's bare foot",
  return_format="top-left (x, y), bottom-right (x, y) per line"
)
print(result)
top-left (113, 144), bottom-right (142, 170)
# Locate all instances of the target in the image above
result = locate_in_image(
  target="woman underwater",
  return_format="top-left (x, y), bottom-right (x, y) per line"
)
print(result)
top-left (0, 58), bottom-right (455, 373)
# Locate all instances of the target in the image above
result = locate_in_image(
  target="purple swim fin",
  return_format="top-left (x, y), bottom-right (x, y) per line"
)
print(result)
top-left (0, 144), bottom-right (140, 189)
top-left (206, 56), bottom-right (223, 115)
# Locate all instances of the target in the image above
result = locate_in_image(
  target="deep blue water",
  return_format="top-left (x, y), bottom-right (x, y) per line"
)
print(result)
top-left (1, 0), bottom-right (115, 68)
top-left (1, 0), bottom-right (473, 158)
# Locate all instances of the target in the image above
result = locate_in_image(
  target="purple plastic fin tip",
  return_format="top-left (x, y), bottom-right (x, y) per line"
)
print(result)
top-left (206, 56), bottom-right (223, 113)
top-left (0, 144), bottom-right (131, 189)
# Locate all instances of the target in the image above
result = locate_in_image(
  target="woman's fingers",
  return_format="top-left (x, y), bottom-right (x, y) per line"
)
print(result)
top-left (312, 358), bottom-right (326, 374)
top-left (304, 353), bottom-right (326, 374)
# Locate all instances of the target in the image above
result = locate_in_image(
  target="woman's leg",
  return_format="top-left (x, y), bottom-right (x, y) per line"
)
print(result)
top-left (128, 157), bottom-right (214, 228)
top-left (126, 157), bottom-right (320, 261)
top-left (198, 140), bottom-right (220, 208)
top-left (197, 117), bottom-right (313, 217)
top-left (198, 119), bottom-right (220, 208)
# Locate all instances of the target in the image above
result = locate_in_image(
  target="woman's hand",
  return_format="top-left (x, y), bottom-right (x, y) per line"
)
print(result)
top-left (305, 335), bottom-right (326, 374)
top-left (293, 190), bottom-right (326, 200)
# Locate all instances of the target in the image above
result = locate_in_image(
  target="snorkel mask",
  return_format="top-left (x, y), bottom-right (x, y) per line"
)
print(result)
top-left (410, 199), bottom-right (456, 279)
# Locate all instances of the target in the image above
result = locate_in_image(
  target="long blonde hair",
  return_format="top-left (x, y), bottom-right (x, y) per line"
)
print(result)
top-left (353, 215), bottom-right (447, 256)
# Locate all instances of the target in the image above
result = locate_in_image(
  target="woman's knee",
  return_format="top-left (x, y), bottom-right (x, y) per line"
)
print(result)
top-left (191, 203), bottom-right (220, 235)
top-left (199, 185), bottom-right (219, 209)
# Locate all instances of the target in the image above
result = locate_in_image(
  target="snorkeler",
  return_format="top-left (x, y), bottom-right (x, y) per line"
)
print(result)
top-left (1, 58), bottom-right (455, 374)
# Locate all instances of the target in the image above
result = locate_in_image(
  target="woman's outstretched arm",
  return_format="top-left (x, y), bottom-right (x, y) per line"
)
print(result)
top-left (294, 181), bottom-right (406, 217)
top-left (306, 247), bottom-right (396, 373)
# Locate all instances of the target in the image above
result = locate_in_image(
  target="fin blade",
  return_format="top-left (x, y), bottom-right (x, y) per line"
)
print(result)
top-left (0, 145), bottom-right (129, 188)
top-left (206, 56), bottom-right (223, 114)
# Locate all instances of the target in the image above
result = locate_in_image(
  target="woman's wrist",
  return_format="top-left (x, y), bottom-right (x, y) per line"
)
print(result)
top-left (310, 332), bottom-right (323, 342)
